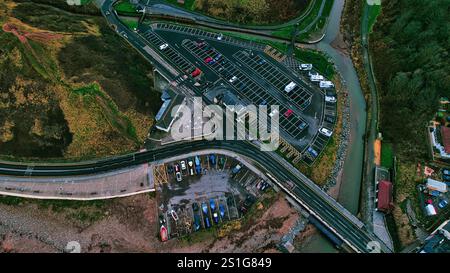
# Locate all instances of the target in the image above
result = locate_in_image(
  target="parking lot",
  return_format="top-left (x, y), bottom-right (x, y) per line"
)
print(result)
top-left (156, 154), bottom-right (271, 240)
top-left (137, 21), bottom-right (337, 163)
top-left (182, 39), bottom-right (310, 139)
top-left (233, 51), bottom-right (312, 110)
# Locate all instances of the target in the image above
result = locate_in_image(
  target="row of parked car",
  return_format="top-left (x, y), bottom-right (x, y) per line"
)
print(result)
top-left (168, 155), bottom-right (219, 182)
top-left (192, 198), bottom-right (226, 230)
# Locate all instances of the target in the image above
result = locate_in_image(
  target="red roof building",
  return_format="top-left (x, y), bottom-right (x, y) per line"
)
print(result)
top-left (377, 180), bottom-right (394, 213)
top-left (441, 126), bottom-right (450, 154)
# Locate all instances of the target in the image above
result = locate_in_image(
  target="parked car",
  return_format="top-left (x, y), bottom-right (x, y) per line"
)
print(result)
top-left (193, 214), bottom-right (201, 231)
top-left (219, 204), bottom-right (226, 219)
top-left (209, 154), bottom-right (216, 165)
top-left (257, 59), bottom-right (266, 65)
top-left (159, 43), bottom-right (169, 50)
top-left (307, 147), bottom-right (318, 158)
top-left (180, 160), bottom-right (187, 171)
top-left (201, 202), bottom-right (208, 214)
top-left (217, 33), bottom-right (223, 40)
top-left (319, 127), bottom-right (333, 137)
top-left (284, 109), bottom-right (294, 118)
top-left (192, 202), bottom-right (199, 211)
top-left (212, 212), bottom-right (219, 224)
top-left (438, 200), bottom-right (448, 209)
top-left (209, 198), bottom-right (216, 211)
top-left (229, 76), bottom-right (238, 83)
top-left (299, 63), bottom-right (312, 70)
top-left (167, 165), bottom-right (174, 174)
top-left (299, 121), bottom-right (308, 130)
top-left (204, 216), bottom-right (211, 228)
top-left (191, 68), bottom-right (201, 77)
top-left (204, 57), bottom-right (213, 63)
top-left (232, 164), bottom-right (242, 174)
top-left (176, 172), bottom-right (182, 182)
top-left (325, 96), bottom-right (337, 103)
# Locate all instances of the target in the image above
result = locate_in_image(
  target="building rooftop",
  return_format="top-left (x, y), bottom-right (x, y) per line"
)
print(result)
top-left (441, 126), bottom-right (450, 154)
top-left (420, 220), bottom-right (450, 253)
top-left (155, 89), bottom-right (185, 132)
top-left (377, 180), bottom-right (394, 213)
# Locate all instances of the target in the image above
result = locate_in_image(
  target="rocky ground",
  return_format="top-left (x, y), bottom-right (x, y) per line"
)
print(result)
top-left (0, 192), bottom-right (301, 253)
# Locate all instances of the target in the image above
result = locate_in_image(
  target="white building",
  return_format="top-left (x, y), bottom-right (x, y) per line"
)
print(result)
top-left (427, 178), bottom-right (448, 193)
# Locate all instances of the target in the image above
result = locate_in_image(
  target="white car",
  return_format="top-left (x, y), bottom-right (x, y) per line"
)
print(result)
top-left (320, 81), bottom-right (334, 88)
top-left (325, 96), bottom-right (337, 103)
top-left (319, 127), bottom-right (333, 137)
top-left (217, 33), bottom-right (223, 40)
top-left (180, 160), bottom-right (187, 171)
top-left (159, 43), bottom-right (169, 50)
top-left (229, 76), bottom-right (238, 83)
top-left (176, 172), bottom-right (182, 182)
top-left (299, 63), bottom-right (312, 71)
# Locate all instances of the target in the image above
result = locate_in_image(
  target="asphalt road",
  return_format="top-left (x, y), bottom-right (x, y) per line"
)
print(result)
top-left (0, 138), bottom-right (390, 253)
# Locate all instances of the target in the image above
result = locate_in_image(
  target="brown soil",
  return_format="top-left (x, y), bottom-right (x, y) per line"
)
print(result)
top-left (0, 193), bottom-right (300, 253)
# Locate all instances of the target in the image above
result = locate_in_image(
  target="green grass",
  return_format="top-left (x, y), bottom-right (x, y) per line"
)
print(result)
top-left (294, 47), bottom-right (334, 78)
top-left (115, 1), bottom-right (137, 13)
top-left (381, 143), bottom-right (394, 169)
top-left (367, 4), bottom-right (381, 32)
top-left (120, 18), bottom-right (139, 30)
top-left (114, 0), bottom-right (139, 16)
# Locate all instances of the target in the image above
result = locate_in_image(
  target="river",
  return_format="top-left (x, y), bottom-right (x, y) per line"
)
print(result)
top-left (300, 0), bottom-right (367, 253)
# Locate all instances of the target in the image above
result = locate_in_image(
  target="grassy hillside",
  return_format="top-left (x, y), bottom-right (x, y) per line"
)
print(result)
top-left (0, 0), bottom-right (161, 160)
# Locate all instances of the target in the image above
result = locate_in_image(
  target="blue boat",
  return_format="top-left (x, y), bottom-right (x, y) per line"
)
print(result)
top-left (209, 198), bottom-right (216, 211)
top-left (219, 204), bottom-right (225, 218)
top-left (201, 202), bottom-right (208, 214)
top-left (209, 154), bottom-right (216, 165)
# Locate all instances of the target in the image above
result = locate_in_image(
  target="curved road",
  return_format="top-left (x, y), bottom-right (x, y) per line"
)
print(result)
top-left (0, 139), bottom-right (388, 253)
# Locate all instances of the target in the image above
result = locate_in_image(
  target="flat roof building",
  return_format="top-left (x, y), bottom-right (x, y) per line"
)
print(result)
top-left (376, 180), bottom-right (394, 213)
top-left (426, 178), bottom-right (448, 193)
top-left (155, 89), bottom-right (185, 132)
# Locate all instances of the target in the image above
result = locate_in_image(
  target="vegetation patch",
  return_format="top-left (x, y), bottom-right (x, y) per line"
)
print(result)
top-left (0, 0), bottom-right (160, 160)
top-left (191, 0), bottom-right (310, 25)
top-left (381, 142), bottom-right (394, 169)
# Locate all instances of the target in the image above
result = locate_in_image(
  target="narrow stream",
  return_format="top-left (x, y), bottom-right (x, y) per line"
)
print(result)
top-left (300, 0), bottom-right (367, 252)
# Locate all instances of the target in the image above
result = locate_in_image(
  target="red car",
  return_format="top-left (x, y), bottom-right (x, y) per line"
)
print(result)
top-left (204, 57), bottom-right (213, 63)
top-left (284, 109), bottom-right (294, 118)
top-left (191, 68), bottom-right (201, 77)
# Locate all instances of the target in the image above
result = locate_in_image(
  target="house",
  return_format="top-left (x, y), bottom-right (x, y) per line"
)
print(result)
top-left (426, 178), bottom-right (448, 193)
top-left (430, 125), bottom-right (450, 159)
top-left (376, 180), bottom-right (394, 213)
top-left (155, 89), bottom-right (185, 132)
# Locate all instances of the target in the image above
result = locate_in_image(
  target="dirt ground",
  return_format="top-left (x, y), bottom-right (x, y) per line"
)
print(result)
top-left (0, 192), bottom-right (300, 253)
